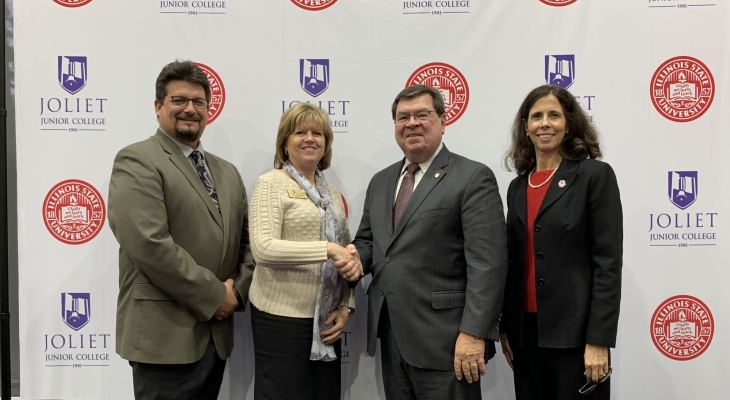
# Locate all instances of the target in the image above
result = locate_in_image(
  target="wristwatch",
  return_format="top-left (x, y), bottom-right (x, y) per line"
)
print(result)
top-left (339, 306), bottom-right (355, 317)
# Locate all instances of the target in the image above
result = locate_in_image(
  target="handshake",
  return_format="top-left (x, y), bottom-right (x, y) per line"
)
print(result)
top-left (327, 243), bottom-right (363, 282)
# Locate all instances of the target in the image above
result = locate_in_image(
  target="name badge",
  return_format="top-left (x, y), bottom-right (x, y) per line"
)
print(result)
top-left (288, 189), bottom-right (308, 199)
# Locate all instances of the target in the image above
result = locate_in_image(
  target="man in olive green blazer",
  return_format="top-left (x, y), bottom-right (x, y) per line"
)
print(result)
top-left (108, 61), bottom-right (254, 399)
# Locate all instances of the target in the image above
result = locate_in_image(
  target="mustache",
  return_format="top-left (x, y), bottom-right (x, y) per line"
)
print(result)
top-left (175, 111), bottom-right (201, 122)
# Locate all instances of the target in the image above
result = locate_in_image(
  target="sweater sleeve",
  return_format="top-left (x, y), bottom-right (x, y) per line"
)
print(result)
top-left (249, 172), bottom-right (328, 268)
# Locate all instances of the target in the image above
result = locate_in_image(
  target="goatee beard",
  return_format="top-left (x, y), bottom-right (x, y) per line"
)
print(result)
top-left (175, 127), bottom-right (200, 143)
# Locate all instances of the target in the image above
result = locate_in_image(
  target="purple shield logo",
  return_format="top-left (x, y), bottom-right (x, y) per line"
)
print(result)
top-left (545, 54), bottom-right (575, 89)
top-left (300, 59), bottom-right (329, 97)
top-left (58, 56), bottom-right (88, 95)
top-left (61, 292), bottom-right (90, 331)
top-left (668, 171), bottom-right (698, 210)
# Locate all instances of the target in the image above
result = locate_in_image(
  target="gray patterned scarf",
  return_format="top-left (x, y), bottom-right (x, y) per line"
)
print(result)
top-left (283, 163), bottom-right (344, 361)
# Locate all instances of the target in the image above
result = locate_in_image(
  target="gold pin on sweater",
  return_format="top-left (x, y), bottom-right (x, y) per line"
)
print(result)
top-left (435, 173), bottom-right (440, 178)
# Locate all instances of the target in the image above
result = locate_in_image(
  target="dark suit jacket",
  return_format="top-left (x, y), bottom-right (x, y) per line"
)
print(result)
top-left (353, 145), bottom-right (507, 371)
top-left (500, 158), bottom-right (622, 349)
top-left (108, 130), bottom-right (255, 364)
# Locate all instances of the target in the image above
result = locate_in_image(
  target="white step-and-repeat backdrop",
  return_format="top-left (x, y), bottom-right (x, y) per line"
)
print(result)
top-left (13, 0), bottom-right (730, 398)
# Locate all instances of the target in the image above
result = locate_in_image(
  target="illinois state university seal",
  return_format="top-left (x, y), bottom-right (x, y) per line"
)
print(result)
top-left (540, 0), bottom-right (577, 6)
top-left (193, 62), bottom-right (226, 124)
top-left (650, 56), bottom-right (714, 123)
top-left (291, 0), bottom-right (337, 11)
top-left (43, 179), bottom-right (106, 245)
top-left (53, 0), bottom-right (92, 7)
top-left (406, 62), bottom-right (469, 126)
top-left (650, 295), bottom-right (714, 361)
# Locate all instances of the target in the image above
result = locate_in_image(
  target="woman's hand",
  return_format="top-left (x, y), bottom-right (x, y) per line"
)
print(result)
top-left (327, 242), bottom-right (363, 281)
top-left (499, 333), bottom-right (514, 370)
top-left (320, 307), bottom-right (351, 344)
top-left (584, 343), bottom-right (609, 382)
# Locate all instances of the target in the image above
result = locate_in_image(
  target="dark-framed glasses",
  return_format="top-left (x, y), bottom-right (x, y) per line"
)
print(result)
top-left (579, 367), bottom-right (612, 395)
top-left (168, 96), bottom-right (208, 109)
top-left (394, 110), bottom-right (435, 125)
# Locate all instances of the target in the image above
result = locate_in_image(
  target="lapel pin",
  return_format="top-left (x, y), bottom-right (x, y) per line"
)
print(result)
top-left (558, 180), bottom-right (566, 188)
top-left (434, 173), bottom-right (440, 178)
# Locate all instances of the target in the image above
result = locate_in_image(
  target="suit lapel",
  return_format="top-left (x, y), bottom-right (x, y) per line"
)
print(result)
top-left (514, 174), bottom-right (527, 226)
top-left (154, 130), bottom-right (224, 231)
top-left (536, 158), bottom-right (578, 220)
top-left (205, 154), bottom-right (228, 245)
top-left (385, 161), bottom-right (403, 236)
top-left (390, 146), bottom-right (449, 242)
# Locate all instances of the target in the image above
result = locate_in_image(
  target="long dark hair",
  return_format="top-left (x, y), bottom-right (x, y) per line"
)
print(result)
top-left (504, 85), bottom-right (602, 175)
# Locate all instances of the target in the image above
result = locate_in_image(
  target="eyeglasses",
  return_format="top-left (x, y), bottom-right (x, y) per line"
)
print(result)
top-left (167, 96), bottom-right (208, 109)
top-left (578, 367), bottom-right (612, 395)
top-left (394, 110), bottom-right (436, 125)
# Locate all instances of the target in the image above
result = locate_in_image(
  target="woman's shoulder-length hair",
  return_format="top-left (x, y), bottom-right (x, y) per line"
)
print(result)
top-left (504, 85), bottom-right (602, 175)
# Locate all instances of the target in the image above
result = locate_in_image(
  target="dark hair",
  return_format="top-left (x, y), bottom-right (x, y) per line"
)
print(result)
top-left (504, 85), bottom-right (602, 175)
top-left (155, 60), bottom-right (211, 103)
top-left (274, 102), bottom-right (334, 171)
top-left (391, 85), bottom-right (445, 120)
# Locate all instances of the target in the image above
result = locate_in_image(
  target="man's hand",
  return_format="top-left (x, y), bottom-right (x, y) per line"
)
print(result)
top-left (454, 332), bottom-right (486, 383)
top-left (584, 343), bottom-right (609, 382)
top-left (214, 279), bottom-right (238, 321)
top-left (499, 333), bottom-right (514, 370)
top-left (328, 243), bottom-right (363, 282)
top-left (345, 244), bottom-right (363, 276)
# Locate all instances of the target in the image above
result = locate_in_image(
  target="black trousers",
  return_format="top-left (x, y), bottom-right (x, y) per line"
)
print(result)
top-left (130, 337), bottom-right (226, 400)
top-left (378, 300), bottom-right (482, 400)
top-left (250, 305), bottom-right (342, 400)
top-left (512, 312), bottom-right (610, 400)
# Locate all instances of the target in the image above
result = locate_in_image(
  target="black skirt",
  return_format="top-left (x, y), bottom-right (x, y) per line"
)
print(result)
top-left (251, 304), bottom-right (342, 400)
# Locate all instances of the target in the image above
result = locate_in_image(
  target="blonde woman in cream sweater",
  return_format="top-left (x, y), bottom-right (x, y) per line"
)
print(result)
top-left (248, 102), bottom-right (361, 400)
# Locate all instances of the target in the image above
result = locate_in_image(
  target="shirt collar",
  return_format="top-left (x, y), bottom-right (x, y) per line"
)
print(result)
top-left (401, 142), bottom-right (443, 175)
top-left (160, 127), bottom-right (205, 159)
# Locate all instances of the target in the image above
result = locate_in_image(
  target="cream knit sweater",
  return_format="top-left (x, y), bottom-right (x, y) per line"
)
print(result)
top-left (249, 169), bottom-right (355, 318)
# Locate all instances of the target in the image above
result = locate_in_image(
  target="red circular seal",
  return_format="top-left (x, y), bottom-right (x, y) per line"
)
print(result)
top-left (650, 56), bottom-right (714, 123)
top-left (193, 62), bottom-right (226, 125)
top-left (405, 62), bottom-right (469, 126)
top-left (290, 0), bottom-right (337, 11)
top-left (650, 295), bottom-right (714, 361)
top-left (540, 0), bottom-right (577, 6)
top-left (53, 0), bottom-right (92, 7)
top-left (340, 194), bottom-right (348, 219)
top-left (43, 180), bottom-right (106, 245)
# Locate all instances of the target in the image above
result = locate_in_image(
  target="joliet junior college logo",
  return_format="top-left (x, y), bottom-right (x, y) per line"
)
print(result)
top-left (62, 293), bottom-right (91, 331)
top-left (651, 295), bottom-right (713, 361)
top-left (43, 179), bottom-right (106, 245)
top-left (291, 0), bottom-right (337, 11)
top-left (545, 55), bottom-right (575, 89)
top-left (668, 171), bottom-right (697, 210)
top-left (406, 62), bottom-right (469, 126)
top-left (650, 56), bottom-right (714, 122)
top-left (53, 0), bottom-right (92, 7)
top-left (193, 62), bottom-right (225, 124)
top-left (540, 0), bottom-right (577, 6)
top-left (58, 56), bottom-right (87, 95)
top-left (301, 59), bottom-right (330, 97)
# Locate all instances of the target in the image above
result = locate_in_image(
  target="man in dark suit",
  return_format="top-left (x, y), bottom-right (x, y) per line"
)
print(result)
top-left (108, 60), bottom-right (254, 400)
top-left (348, 85), bottom-right (508, 399)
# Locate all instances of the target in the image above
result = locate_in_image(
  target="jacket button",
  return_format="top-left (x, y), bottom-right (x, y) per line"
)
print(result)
top-left (538, 279), bottom-right (545, 286)
top-left (380, 289), bottom-right (385, 295)
top-left (385, 257), bottom-right (391, 263)
top-left (534, 225), bottom-right (541, 232)
top-left (536, 252), bottom-right (544, 259)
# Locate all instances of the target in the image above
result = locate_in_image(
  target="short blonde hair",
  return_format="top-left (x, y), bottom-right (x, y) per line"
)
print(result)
top-left (274, 102), bottom-right (334, 171)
